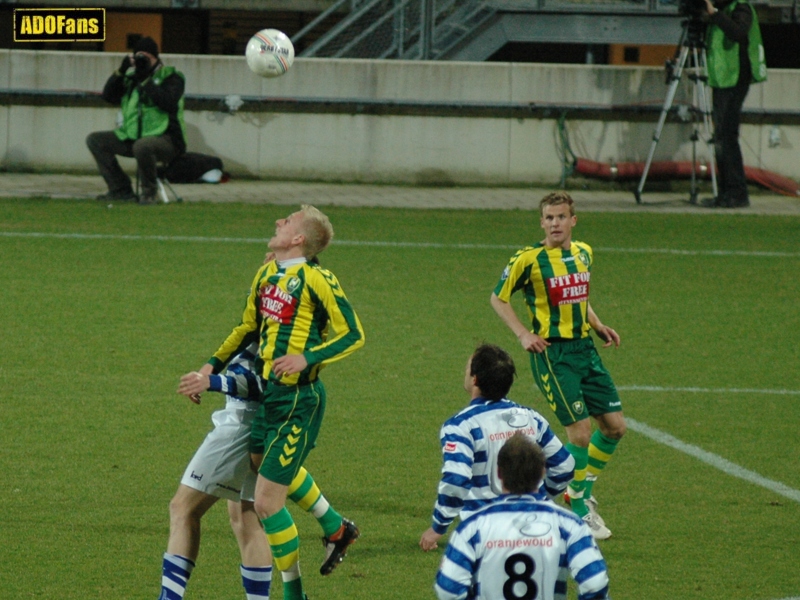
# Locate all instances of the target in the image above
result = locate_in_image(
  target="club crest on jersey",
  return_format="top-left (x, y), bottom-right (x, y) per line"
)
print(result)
top-left (286, 276), bottom-right (301, 293)
top-left (502, 408), bottom-right (530, 428)
top-left (444, 441), bottom-right (457, 453)
top-left (578, 249), bottom-right (591, 267)
top-left (259, 283), bottom-right (298, 324)
top-left (519, 515), bottom-right (552, 538)
top-left (572, 401), bottom-right (584, 414)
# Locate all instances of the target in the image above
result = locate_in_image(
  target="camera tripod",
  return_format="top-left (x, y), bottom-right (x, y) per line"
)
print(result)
top-left (633, 18), bottom-right (718, 204)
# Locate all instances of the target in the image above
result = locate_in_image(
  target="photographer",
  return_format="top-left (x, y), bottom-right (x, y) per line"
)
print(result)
top-left (86, 37), bottom-right (186, 205)
top-left (702, 0), bottom-right (767, 208)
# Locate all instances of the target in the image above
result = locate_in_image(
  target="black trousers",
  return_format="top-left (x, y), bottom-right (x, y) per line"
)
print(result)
top-left (86, 131), bottom-right (178, 197)
top-left (712, 78), bottom-right (751, 205)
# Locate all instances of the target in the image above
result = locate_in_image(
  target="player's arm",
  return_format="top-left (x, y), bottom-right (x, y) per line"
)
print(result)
top-left (587, 303), bottom-right (620, 348)
top-left (274, 269), bottom-right (364, 376)
top-left (567, 519), bottom-right (611, 600)
top-left (208, 267), bottom-right (266, 373)
top-left (536, 418), bottom-right (576, 498)
top-left (421, 424), bottom-right (475, 550)
top-left (434, 525), bottom-right (477, 600)
top-left (490, 293), bottom-right (550, 353)
top-left (178, 348), bottom-right (262, 404)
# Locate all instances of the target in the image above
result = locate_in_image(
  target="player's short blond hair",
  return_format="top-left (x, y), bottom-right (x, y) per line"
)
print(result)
top-left (299, 205), bottom-right (334, 258)
top-left (539, 191), bottom-right (575, 216)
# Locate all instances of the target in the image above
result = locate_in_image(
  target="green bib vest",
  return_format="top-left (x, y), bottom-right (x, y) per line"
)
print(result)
top-left (706, 0), bottom-right (767, 88)
top-left (114, 65), bottom-right (186, 142)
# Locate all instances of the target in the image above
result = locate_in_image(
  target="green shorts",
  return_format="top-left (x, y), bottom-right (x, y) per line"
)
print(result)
top-left (529, 336), bottom-right (621, 427)
top-left (250, 379), bottom-right (326, 486)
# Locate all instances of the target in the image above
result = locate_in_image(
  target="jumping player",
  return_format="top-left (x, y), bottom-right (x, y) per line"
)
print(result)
top-left (189, 205), bottom-right (365, 600)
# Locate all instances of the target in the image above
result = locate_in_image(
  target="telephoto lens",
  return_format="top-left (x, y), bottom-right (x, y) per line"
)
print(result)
top-left (133, 53), bottom-right (153, 81)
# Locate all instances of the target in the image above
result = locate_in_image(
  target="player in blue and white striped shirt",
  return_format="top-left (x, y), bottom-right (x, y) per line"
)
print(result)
top-left (420, 344), bottom-right (574, 552)
top-left (435, 434), bottom-right (610, 600)
top-left (159, 342), bottom-right (356, 600)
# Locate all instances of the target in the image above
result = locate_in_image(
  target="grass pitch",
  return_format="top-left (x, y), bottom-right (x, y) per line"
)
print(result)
top-left (0, 197), bottom-right (798, 600)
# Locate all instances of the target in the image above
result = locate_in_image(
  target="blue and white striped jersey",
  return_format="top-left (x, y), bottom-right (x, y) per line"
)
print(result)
top-left (435, 494), bottom-right (610, 600)
top-left (431, 398), bottom-right (574, 535)
top-left (207, 342), bottom-right (263, 403)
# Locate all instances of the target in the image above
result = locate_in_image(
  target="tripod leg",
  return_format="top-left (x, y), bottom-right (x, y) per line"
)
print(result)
top-left (635, 45), bottom-right (691, 203)
top-left (696, 48), bottom-right (718, 199)
top-left (688, 47), bottom-right (702, 205)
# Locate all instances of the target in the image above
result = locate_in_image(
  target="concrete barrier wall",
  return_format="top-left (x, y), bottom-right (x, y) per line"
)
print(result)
top-left (0, 49), bottom-right (797, 184)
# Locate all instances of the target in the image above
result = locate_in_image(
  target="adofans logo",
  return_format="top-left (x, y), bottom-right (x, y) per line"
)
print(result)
top-left (14, 8), bottom-right (105, 42)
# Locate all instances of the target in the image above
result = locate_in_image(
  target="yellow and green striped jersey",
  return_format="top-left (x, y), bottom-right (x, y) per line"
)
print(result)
top-left (209, 259), bottom-right (365, 386)
top-left (494, 241), bottom-right (593, 340)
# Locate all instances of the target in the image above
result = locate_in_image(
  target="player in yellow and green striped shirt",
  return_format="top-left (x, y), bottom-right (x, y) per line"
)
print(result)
top-left (193, 205), bottom-right (365, 600)
top-left (490, 191), bottom-right (626, 541)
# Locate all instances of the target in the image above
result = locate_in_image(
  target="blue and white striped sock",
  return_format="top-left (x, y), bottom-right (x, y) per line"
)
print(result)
top-left (241, 565), bottom-right (272, 600)
top-left (158, 553), bottom-right (195, 600)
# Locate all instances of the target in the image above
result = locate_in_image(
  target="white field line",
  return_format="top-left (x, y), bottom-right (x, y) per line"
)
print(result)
top-left (1, 231), bottom-right (799, 258)
top-left (627, 418), bottom-right (800, 504)
top-left (619, 385), bottom-right (800, 396)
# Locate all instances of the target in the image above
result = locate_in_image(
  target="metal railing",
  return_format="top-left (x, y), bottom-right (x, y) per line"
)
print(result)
top-left (292, 0), bottom-right (498, 59)
top-left (291, 0), bottom-right (798, 60)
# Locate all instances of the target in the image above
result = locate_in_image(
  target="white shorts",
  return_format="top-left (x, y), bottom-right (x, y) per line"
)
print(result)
top-left (180, 400), bottom-right (259, 502)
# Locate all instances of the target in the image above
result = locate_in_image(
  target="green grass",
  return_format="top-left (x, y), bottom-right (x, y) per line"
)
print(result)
top-left (0, 198), bottom-right (798, 599)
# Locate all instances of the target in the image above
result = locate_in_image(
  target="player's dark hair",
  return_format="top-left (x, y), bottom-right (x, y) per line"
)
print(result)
top-left (470, 343), bottom-right (515, 401)
top-left (497, 433), bottom-right (545, 494)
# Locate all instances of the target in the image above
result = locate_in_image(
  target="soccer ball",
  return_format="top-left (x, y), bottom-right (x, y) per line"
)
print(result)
top-left (245, 29), bottom-right (295, 78)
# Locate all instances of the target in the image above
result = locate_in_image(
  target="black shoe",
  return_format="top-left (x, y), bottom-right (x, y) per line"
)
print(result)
top-left (138, 194), bottom-right (159, 205)
top-left (700, 196), bottom-right (720, 208)
top-left (320, 518), bottom-right (359, 575)
top-left (722, 198), bottom-right (750, 208)
top-left (96, 189), bottom-right (137, 202)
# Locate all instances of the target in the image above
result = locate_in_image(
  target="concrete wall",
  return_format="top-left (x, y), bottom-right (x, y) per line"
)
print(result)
top-left (0, 49), bottom-right (797, 184)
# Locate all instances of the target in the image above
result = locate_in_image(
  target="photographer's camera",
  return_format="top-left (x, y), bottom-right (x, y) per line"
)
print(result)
top-left (679, 0), bottom-right (707, 18)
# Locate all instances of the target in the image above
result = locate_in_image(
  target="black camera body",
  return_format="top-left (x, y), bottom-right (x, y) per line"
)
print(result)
top-left (133, 53), bottom-right (154, 81)
top-left (134, 53), bottom-right (151, 72)
top-left (679, 0), bottom-right (707, 18)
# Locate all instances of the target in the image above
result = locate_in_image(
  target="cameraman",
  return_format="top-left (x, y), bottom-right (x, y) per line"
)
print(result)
top-left (702, 0), bottom-right (767, 208)
top-left (86, 37), bottom-right (186, 205)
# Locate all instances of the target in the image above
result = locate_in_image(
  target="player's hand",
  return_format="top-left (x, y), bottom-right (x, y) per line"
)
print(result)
top-left (178, 371), bottom-right (211, 402)
top-left (263, 251), bottom-right (276, 264)
top-left (594, 325), bottom-right (620, 348)
top-left (519, 331), bottom-right (550, 353)
top-left (117, 54), bottom-right (132, 74)
top-left (703, 0), bottom-right (716, 16)
top-left (272, 354), bottom-right (308, 378)
top-left (419, 528), bottom-right (443, 552)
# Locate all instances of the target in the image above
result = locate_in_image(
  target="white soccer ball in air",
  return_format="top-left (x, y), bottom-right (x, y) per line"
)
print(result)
top-left (245, 29), bottom-right (295, 78)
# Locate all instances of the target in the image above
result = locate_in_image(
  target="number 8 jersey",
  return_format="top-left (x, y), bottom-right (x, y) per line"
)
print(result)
top-left (435, 494), bottom-right (610, 600)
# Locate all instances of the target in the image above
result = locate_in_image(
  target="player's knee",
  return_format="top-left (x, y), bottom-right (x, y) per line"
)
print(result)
top-left (605, 420), bottom-right (627, 440)
top-left (168, 494), bottom-right (191, 522)
top-left (254, 494), bottom-right (287, 520)
top-left (253, 497), bottom-right (272, 520)
top-left (168, 492), bottom-right (206, 523)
